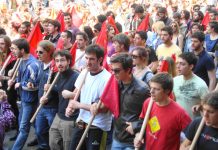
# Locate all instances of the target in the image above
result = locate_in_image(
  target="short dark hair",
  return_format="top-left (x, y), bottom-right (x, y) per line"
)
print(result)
top-left (76, 32), bottom-right (88, 41)
top-left (202, 91), bottom-right (218, 110)
top-left (12, 38), bottom-right (30, 53)
top-left (191, 23), bottom-right (203, 31)
top-left (131, 3), bottom-right (138, 9)
top-left (21, 21), bottom-right (31, 28)
top-left (135, 5), bottom-right (144, 14)
top-left (173, 12), bottom-right (181, 19)
top-left (48, 20), bottom-right (61, 32)
top-left (158, 7), bottom-right (167, 14)
top-left (63, 12), bottom-right (71, 18)
top-left (150, 72), bottom-right (173, 94)
top-left (94, 23), bottom-right (102, 32)
top-left (182, 10), bottom-right (190, 20)
top-left (161, 26), bottom-right (173, 36)
top-left (97, 14), bottom-right (107, 23)
top-left (209, 21), bottom-right (218, 33)
top-left (83, 26), bottom-right (95, 42)
top-left (63, 30), bottom-right (73, 41)
top-left (135, 31), bottom-right (147, 41)
top-left (179, 52), bottom-right (198, 67)
top-left (85, 44), bottom-right (104, 65)
top-left (113, 33), bottom-right (130, 51)
top-left (53, 50), bottom-right (72, 65)
top-left (110, 53), bottom-right (133, 71)
top-left (191, 31), bottom-right (205, 42)
top-left (106, 11), bottom-right (115, 19)
top-left (0, 27), bottom-right (6, 35)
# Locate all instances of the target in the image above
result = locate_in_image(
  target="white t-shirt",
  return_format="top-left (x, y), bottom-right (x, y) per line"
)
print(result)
top-left (75, 69), bottom-right (112, 131)
top-left (74, 49), bottom-right (86, 71)
top-left (173, 74), bottom-right (208, 119)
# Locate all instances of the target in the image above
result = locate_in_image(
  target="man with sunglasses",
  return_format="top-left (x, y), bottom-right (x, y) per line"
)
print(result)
top-left (110, 53), bottom-right (150, 149)
top-left (35, 40), bottom-right (59, 150)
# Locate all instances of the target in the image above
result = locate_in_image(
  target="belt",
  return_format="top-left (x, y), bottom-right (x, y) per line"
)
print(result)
top-left (76, 120), bottom-right (98, 130)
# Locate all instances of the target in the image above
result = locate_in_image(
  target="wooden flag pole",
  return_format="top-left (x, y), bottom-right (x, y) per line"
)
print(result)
top-left (135, 98), bottom-right (153, 150)
top-left (30, 72), bottom-right (60, 123)
top-left (189, 118), bottom-right (205, 150)
top-left (0, 55), bottom-right (11, 75)
top-left (7, 58), bottom-right (22, 91)
top-left (76, 100), bottom-right (102, 150)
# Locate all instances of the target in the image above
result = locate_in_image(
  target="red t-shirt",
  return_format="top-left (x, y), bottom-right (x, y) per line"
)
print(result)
top-left (140, 98), bottom-right (191, 150)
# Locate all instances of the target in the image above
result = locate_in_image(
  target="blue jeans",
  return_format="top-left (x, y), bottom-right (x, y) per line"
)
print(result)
top-left (12, 101), bottom-right (37, 150)
top-left (111, 138), bottom-right (135, 150)
top-left (35, 107), bottom-right (57, 149)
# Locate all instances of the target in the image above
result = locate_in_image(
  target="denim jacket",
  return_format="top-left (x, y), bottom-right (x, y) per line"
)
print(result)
top-left (16, 55), bottom-right (40, 103)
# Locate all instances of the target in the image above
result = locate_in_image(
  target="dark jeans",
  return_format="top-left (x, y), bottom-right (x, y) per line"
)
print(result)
top-left (36, 107), bottom-right (57, 149)
top-left (70, 125), bottom-right (103, 150)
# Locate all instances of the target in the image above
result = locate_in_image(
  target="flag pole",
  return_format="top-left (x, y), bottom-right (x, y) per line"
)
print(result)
top-left (30, 71), bottom-right (60, 123)
top-left (76, 100), bottom-right (102, 150)
top-left (189, 118), bottom-right (205, 150)
top-left (0, 55), bottom-right (12, 75)
top-left (135, 98), bottom-right (153, 150)
top-left (7, 58), bottom-right (22, 91)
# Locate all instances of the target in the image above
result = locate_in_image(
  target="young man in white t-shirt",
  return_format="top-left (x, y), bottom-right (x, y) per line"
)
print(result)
top-left (63, 44), bottom-right (112, 150)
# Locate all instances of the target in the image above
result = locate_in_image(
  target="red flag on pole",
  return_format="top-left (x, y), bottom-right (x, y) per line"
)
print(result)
top-left (101, 75), bottom-right (120, 118)
top-left (107, 16), bottom-right (119, 34)
top-left (137, 13), bottom-right (150, 31)
top-left (27, 21), bottom-right (43, 57)
top-left (56, 10), bottom-right (65, 32)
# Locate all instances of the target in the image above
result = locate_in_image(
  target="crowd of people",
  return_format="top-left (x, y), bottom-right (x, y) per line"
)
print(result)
top-left (0, 0), bottom-right (218, 150)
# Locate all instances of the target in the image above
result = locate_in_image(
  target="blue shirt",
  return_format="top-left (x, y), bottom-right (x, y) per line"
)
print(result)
top-left (194, 50), bottom-right (215, 86)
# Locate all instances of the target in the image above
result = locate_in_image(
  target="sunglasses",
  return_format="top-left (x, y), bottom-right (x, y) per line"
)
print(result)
top-left (131, 55), bottom-right (140, 59)
top-left (36, 51), bottom-right (44, 54)
top-left (111, 68), bottom-right (122, 74)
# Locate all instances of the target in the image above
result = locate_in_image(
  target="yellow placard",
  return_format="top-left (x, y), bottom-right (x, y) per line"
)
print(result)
top-left (148, 116), bottom-right (160, 133)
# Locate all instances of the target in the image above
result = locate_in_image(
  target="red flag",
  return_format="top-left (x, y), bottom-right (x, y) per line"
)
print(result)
top-left (96, 22), bottom-right (110, 71)
top-left (159, 60), bottom-right (169, 72)
top-left (56, 10), bottom-right (65, 32)
top-left (70, 42), bottom-right (77, 66)
top-left (71, 7), bottom-right (83, 28)
top-left (137, 13), bottom-right (150, 31)
top-left (202, 12), bottom-right (210, 28)
top-left (27, 21), bottom-right (43, 57)
top-left (101, 75), bottom-right (120, 118)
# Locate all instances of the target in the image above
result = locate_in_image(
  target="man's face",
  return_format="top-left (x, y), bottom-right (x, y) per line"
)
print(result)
top-left (10, 44), bottom-right (22, 58)
top-left (48, 23), bottom-right (56, 34)
top-left (176, 57), bottom-right (192, 76)
top-left (150, 82), bottom-right (168, 102)
top-left (85, 53), bottom-right (102, 73)
top-left (209, 13), bottom-right (216, 21)
top-left (113, 41), bottom-right (123, 53)
top-left (158, 12), bottom-right (166, 20)
top-left (191, 25), bottom-right (200, 34)
top-left (191, 38), bottom-right (202, 51)
top-left (55, 55), bottom-right (70, 72)
top-left (36, 46), bottom-right (50, 62)
top-left (19, 24), bottom-right (28, 34)
top-left (42, 22), bottom-right (49, 33)
top-left (111, 62), bottom-right (130, 81)
top-left (193, 12), bottom-right (199, 22)
top-left (0, 38), bottom-right (6, 52)
top-left (161, 31), bottom-right (171, 43)
top-left (203, 104), bottom-right (218, 127)
top-left (108, 27), bottom-right (115, 38)
top-left (134, 34), bottom-right (144, 46)
top-left (76, 35), bottom-right (87, 49)
top-left (61, 32), bottom-right (70, 46)
top-left (64, 15), bottom-right (72, 27)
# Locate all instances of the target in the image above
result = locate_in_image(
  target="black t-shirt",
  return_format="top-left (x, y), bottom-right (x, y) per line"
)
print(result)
top-left (185, 117), bottom-right (218, 150)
